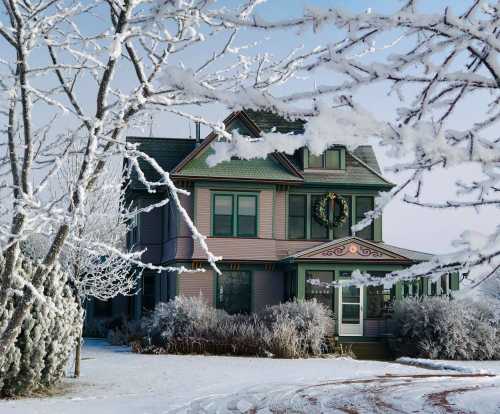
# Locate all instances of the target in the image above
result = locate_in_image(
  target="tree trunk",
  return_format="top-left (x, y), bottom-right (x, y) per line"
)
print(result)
top-left (74, 334), bottom-right (81, 378)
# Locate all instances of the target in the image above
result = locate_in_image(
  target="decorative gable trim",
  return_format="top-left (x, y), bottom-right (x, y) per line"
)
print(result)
top-left (288, 236), bottom-right (410, 263)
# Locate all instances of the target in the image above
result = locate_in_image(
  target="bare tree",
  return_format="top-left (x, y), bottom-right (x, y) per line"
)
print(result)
top-left (0, 0), bottom-right (497, 381)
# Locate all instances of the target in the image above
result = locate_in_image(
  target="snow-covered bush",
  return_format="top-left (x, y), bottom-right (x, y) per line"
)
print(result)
top-left (259, 300), bottom-right (333, 357)
top-left (391, 297), bottom-right (499, 360)
top-left (136, 296), bottom-right (331, 358)
top-left (0, 255), bottom-right (81, 397)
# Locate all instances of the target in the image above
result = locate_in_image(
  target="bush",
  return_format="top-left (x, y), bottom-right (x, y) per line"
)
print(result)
top-left (135, 296), bottom-right (331, 358)
top-left (259, 300), bottom-right (333, 357)
top-left (0, 255), bottom-right (82, 397)
top-left (391, 296), bottom-right (500, 360)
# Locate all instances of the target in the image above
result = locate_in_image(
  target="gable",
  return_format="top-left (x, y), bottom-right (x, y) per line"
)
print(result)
top-left (172, 112), bottom-right (303, 183)
top-left (290, 237), bottom-right (410, 263)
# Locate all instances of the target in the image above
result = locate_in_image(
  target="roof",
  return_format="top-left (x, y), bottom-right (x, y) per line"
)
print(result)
top-left (352, 146), bottom-right (381, 174)
top-left (174, 146), bottom-right (303, 182)
top-left (286, 236), bottom-right (433, 263)
top-left (373, 242), bottom-right (434, 262)
top-left (244, 109), bottom-right (306, 134)
top-left (126, 137), bottom-right (196, 189)
top-left (128, 109), bottom-right (393, 188)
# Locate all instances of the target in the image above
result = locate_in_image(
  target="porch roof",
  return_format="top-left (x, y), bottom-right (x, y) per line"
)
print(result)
top-left (284, 236), bottom-right (433, 264)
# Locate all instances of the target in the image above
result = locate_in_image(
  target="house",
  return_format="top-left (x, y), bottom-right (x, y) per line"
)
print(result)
top-left (85, 109), bottom-right (458, 349)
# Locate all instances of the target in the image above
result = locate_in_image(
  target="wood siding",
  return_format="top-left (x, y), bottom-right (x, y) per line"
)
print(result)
top-left (274, 190), bottom-right (287, 239)
top-left (179, 270), bottom-right (214, 306)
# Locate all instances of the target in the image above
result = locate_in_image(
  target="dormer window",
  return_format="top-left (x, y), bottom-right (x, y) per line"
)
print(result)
top-left (306, 148), bottom-right (343, 170)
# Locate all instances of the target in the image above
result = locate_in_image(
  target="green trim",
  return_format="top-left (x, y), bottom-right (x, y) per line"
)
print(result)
top-left (212, 193), bottom-right (234, 237)
top-left (304, 147), bottom-right (344, 171)
top-left (211, 191), bottom-right (259, 237)
top-left (236, 194), bottom-right (258, 237)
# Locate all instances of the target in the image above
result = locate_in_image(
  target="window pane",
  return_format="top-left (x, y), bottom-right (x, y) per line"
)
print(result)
top-left (306, 271), bottom-right (334, 310)
top-left (311, 195), bottom-right (329, 239)
top-left (333, 195), bottom-right (351, 239)
top-left (214, 195), bottom-right (233, 215)
top-left (289, 195), bottom-right (306, 239)
top-left (355, 196), bottom-right (374, 240)
top-left (237, 196), bottom-right (257, 236)
top-left (342, 286), bottom-right (360, 303)
top-left (325, 149), bottom-right (341, 169)
top-left (217, 271), bottom-right (251, 314)
top-left (308, 151), bottom-right (323, 168)
top-left (289, 194), bottom-right (306, 215)
top-left (342, 304), bottom-right (360, 324)
top-left (142, 273), bottom-right (155, 313)
top-left (214, 195), bottom-right (233, 236)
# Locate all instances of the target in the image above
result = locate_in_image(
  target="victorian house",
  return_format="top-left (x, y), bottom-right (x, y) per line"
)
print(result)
top-left (86, 110), bottom-right (458, 354)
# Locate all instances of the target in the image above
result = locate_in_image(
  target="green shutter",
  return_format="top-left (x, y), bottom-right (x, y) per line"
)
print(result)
top-left (449, 273), bottom-right (460, 291)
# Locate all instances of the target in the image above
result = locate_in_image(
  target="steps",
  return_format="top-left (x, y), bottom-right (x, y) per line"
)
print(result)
top-left (338, 341), bottom-right (393, 361)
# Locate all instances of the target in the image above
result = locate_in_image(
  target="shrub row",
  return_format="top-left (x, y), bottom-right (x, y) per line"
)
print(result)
top-left (133, 296), bottom-right (333, 358)
top-left (391, 296), bottom-right (500, 360)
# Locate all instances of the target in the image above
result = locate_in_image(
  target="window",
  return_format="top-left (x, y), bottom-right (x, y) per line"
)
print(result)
top-left (366, 272), bottom-right (394, 318)
top-left (310, 195), bottom-right (329, 239)
top-left (217, 271), bottom-right (251, 314)
top-left (237, 195), bottom-right (257, 236)
top-left (213, 194), bottom-right (233, 236)
top-left (289, 194), bottom-right (306, 239)
top-left (355, 196), bottom-right (374, 240)
top-left (213, 193), bottom-right (257, 237)
top-left (305, 271), bottom-right (334, 310)
top-left (307, 149), bottom-right (342, 170)
top-left (142, 272), bottom-right (156, 313)
top-left (333, 195), bottom-right (352, 238)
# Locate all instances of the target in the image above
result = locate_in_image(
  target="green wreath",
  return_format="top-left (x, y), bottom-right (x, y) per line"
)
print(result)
top-left (313, 192), bottom-right (349, 229)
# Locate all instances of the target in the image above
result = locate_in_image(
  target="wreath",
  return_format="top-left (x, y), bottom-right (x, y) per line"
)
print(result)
top-left (313, 192), bottom-right (348, 230)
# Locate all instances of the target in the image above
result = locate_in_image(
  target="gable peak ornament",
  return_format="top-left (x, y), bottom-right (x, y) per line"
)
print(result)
top-left (313, 192), bottom-right (348, 230)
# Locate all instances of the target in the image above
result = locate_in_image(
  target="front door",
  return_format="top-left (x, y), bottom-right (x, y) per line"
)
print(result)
top-left (339, 286), bottom-right (363, 336)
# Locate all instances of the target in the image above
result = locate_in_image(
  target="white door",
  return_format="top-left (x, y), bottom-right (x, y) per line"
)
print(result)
top-left (338, 286), bottom-right (363, 336)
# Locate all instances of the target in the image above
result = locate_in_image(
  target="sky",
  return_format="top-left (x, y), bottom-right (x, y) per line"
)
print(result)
top-left (1, 0), bottom-right (495, 255)
top-left (136, 0), bottom-right (495, 255)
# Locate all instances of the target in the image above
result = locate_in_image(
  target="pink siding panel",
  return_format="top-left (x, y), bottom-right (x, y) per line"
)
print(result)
top-left (193, 238), bottom-right (278, 261)
top-left (259, 190), bottom-right (273, 238)
top-left (274, 190), bottom-right (287, 239)
top-left (179, 271), bottom-right (214, 306)
top-left (196, 187), bottom-right (211, 234)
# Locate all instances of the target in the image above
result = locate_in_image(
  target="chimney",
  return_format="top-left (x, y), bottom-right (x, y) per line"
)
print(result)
top-left (195, 121), bottom-right (201, 144)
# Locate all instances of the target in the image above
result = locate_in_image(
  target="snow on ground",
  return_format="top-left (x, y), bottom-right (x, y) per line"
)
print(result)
top-left (1, 339), bottom-right (500, 414)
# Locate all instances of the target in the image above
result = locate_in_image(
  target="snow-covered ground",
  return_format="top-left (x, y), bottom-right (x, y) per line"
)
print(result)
top-left (1, 339), bottom-right (499, 413)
